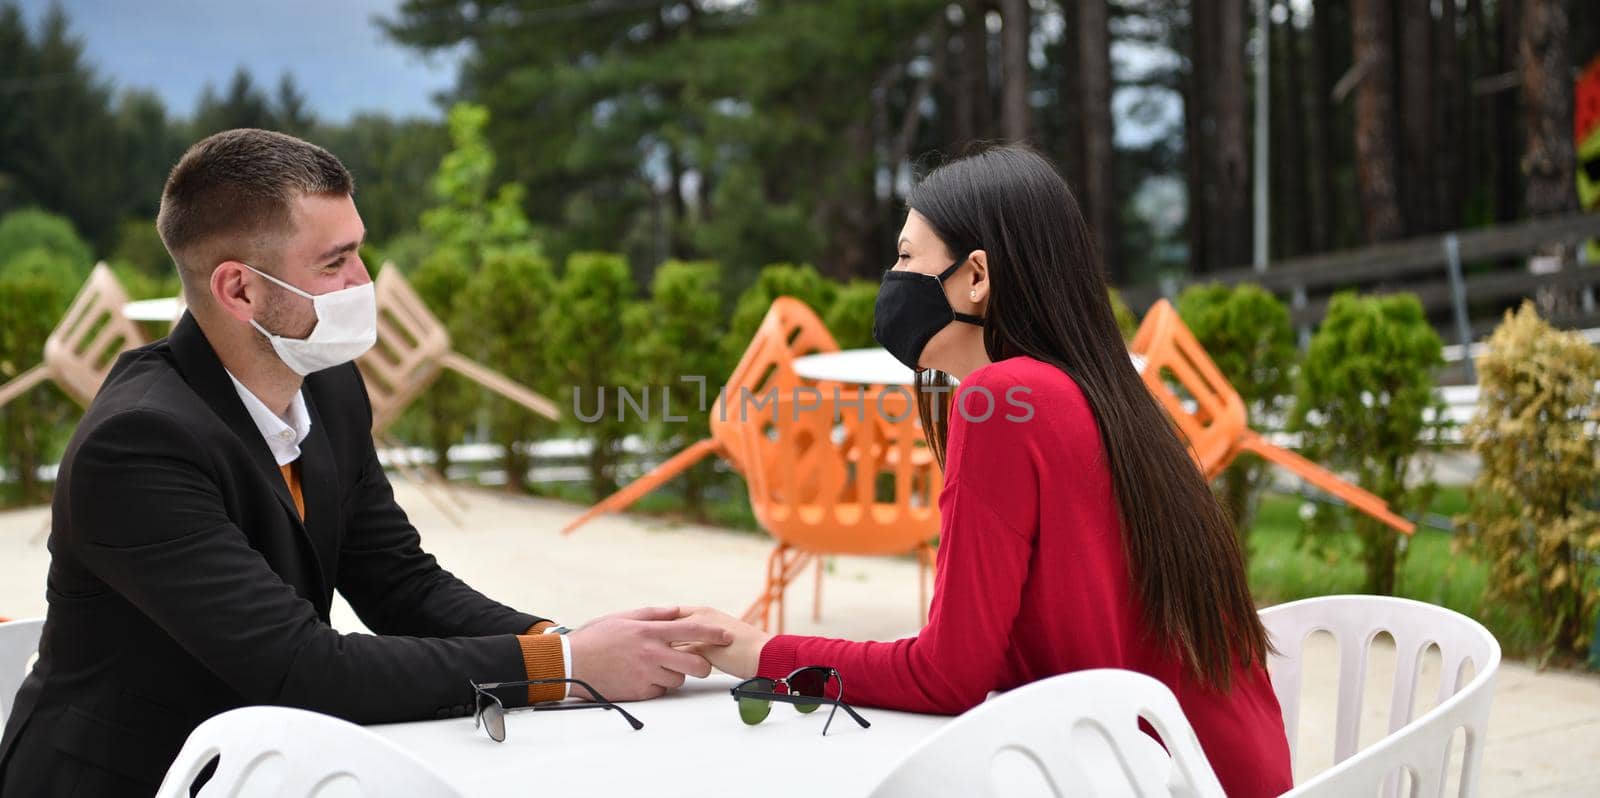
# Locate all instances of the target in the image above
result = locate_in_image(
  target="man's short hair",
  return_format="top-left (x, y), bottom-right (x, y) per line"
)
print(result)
top-left (156, 128), bottom-right (354, 296)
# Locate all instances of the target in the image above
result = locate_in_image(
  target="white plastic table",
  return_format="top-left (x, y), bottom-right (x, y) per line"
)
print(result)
top-left (794, 347), bottom-right (1148, 386)
top-left (370, 674), bottom-right (950, 797)
top-left (793, 347), bottom-right (915, 386)
top-left (122, 296), bottom-right (183, 323)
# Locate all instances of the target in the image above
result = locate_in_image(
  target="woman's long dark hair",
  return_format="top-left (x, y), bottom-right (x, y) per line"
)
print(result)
top-left (909, 144), bottom-right (1268, 691)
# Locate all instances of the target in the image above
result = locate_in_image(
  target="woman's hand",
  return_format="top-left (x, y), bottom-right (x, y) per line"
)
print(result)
top-left (672, 606), bottom-right (773, 679)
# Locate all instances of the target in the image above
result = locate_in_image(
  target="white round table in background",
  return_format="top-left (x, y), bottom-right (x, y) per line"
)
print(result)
top-left (122, 296), bottom-right (184, 323)
top-left (793, 348), bottom-right (916, 385)
top-left (793, 347), bottom-right (1147, 387)
top-left (370, 674), bottom-right (950, 797)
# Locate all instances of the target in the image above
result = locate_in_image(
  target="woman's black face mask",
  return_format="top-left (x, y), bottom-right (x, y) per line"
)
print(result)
top-left (872, 257), bottom-right (987, 371)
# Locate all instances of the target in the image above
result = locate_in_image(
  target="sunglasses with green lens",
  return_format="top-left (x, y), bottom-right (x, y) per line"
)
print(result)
top-left (730, 666), bottom-right (871, 736)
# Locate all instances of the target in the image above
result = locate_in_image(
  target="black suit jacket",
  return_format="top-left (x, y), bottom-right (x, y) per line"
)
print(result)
top-left (0, 314), bottom-right (545, 796)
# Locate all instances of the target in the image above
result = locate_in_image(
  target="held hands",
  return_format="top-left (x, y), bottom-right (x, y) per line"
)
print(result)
top-left (671, 606), bottom-right (774, 680)
top-left (566, 606), bottom-right (732, 701)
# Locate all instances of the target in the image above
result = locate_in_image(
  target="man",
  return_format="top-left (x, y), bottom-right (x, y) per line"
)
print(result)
top-left (0, 129), bottom-right (728, 796)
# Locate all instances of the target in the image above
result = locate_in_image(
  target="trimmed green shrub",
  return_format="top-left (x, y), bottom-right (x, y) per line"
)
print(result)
top-left (1177, 282), bottom-right (1298, 552)
top-left (549, 252), bottom-right (639, 498)
top-left (0, 271), bottom-right (73, 505)
top-left (457, 249), bottom-right (559, 492)
top-left (1290, 292), bottom-right (1444, 595)
top-left (825, 279), bottom-right (878, 349)
top-left (630, 260), bottom-right (727, 518)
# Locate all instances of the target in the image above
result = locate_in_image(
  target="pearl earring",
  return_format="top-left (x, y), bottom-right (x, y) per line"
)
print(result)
top-left (969, 290), bottom-right (977, 299)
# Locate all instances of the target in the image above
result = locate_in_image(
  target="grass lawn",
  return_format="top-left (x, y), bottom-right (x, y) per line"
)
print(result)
top-left (1245, 488), bottom-right (1542, 659)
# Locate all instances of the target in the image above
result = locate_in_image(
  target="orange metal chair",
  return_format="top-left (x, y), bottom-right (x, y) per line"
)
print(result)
top-left (726, 389), bottom-right (942, 632)
top-left (560, 296), bottom-right (846, 535)
top-left (1128, 299), bottom-right (1414, 534)
top-left (0, 263), bottom-right (147, 411)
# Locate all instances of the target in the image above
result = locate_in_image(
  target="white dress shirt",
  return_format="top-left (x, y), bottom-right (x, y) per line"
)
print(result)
top-left (225, 370), bottom-right (311, 466)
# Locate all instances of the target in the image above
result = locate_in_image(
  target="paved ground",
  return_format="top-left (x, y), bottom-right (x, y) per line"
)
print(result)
top-left (2, 481), bottom-right (1596, 795)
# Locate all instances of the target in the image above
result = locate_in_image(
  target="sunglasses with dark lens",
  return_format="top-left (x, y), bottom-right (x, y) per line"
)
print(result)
top-left (469, 678), bottom-right (644, 742)
top-left (730, 666), bottom-right (871, 736)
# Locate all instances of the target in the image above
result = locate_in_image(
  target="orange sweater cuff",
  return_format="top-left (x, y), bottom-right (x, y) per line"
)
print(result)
top-left (516, 634), bottom-right (566, 704)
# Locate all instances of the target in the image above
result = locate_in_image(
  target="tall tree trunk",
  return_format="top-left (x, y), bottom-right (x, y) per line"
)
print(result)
top-left (946, 2), bottom-right (985, 147)
top-left (999, 0), bottom-right (1030, 141)
top-left (1495, 0), bottom-right (1522, 222)
top-left (1277, 1), bottom-right (1312, 257)
top-left (960, 0), bottom-right (994, 143)
top-left (1078, 0), bottom-right (1120, 281)
top-left (1190, 0), bottom-right (1251, 271)
top-left (1058, 0), bottom-right (1086, 189)
top-left (1352, 0), bottom-right (1405, 242)
top-left (1520, 0), bottom-right (1578, 217)
top-left (1213, 0), bottom-right (1251, 269)
top-left (1434, 0), bottom-right (1463, 231)
top-left (1307, 0), bottom-right (1342, 252)
top-left (1182, 8), bottom-right (1210, 275)
top-left (1466, 0), bottom-right (1491, 224)
top-left (1399, 0), bottom-right (1435, 233)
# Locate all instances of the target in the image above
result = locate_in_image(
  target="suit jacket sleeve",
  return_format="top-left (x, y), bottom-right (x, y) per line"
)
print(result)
top-left (335, 431), bottom-right (546, 638)
top-left (63, 408), bottom-right (535, 722)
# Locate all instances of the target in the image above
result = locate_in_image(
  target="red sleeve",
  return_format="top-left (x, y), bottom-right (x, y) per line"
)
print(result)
top-left (756, 363), bottom-right (1044, 715)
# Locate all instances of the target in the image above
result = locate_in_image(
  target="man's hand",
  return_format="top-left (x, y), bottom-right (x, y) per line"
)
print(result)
top-left (672, 606), bottom-right (773, 680)
top-left (566, 606), bottom-right (732, 701)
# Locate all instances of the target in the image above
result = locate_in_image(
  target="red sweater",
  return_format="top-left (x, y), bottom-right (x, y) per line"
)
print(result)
top-left (757, 356), bottom-right (1293, 797)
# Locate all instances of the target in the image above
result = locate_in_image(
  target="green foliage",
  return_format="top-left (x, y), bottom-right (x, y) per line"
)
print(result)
top-left (192, 68), bottom-right (315, 138)
top-left (0, 5), bottom-right (144, 249)
top-left (549, 252), bottom-right (639, 498)
top-left (1290, 292), bottom-right (1444, 594)
top-left (630, 260), bottom-right (727, 518)
top-left (1459, 302), bottom-right (1600, 662)
top-left (0, 208), bottom-right (93, 277)
top-left (457, 249), bottom-right (559, 492)
top-left (400, 254), bottom-right (474, 471)
top-left (108, 218), bottom-right (171, 279)
top-left (0, 246), bottom-right (86, 299)
top-left (318, 114), bottom-right (450, 247)
top-left (722, 264), bottom-right (838, 369)
top-left (384, 0), bottom-right (945, 279)
top-left (0, 270), bottom-right (73, 505)
top-left (1108, 287), bottom-right (1138, 342)
top-left (106, 217), bottom-right (179, 300)
top-left (396, 102), bottom-right (543, 472)
top-left (691, 163), bottom-right (824, 285)
top-left (421, 104), bottom-right (537, 264)
top-left (825, 280), bottom-right (879, 350)
top-left (1177, 283), bottom-right (1298, 548)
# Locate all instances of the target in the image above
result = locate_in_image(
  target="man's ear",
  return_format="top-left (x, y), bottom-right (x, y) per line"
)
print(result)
top-left (210, 260), bottom-right (260, 324)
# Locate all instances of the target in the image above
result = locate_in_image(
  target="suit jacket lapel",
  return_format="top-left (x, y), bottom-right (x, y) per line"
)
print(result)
top-left (296, 392), bottom-right (341, 595)
top-left (167, 313), bottom-right (332, 606)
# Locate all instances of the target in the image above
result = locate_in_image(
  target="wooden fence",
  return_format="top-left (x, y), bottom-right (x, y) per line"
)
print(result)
top-left (1119, 212), bottom-right (1600, 383)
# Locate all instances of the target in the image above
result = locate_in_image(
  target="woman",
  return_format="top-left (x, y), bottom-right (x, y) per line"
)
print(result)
top-left (686, 145), bottom-right (1292, 797)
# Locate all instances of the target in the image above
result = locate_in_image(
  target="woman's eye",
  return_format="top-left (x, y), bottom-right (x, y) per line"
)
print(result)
top-left (896, 253), bottom-right (909, 261)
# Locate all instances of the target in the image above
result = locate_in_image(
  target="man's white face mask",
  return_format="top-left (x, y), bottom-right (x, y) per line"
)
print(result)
top-left (240, 262), bottom-right (377, 376)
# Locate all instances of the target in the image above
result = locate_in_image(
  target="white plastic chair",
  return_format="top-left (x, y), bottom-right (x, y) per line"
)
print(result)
top-left (156, 705), bottom-right (461, 798)
top-left (1262, 595), bottom-right (1501, 798)
top-left (869, 669), bottom-right (1227, 798)
top-left (0, 617), bottom-right (44, 724)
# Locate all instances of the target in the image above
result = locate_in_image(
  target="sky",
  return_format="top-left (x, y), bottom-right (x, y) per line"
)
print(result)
top-left (18, 0), bottom-right (464, 122)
